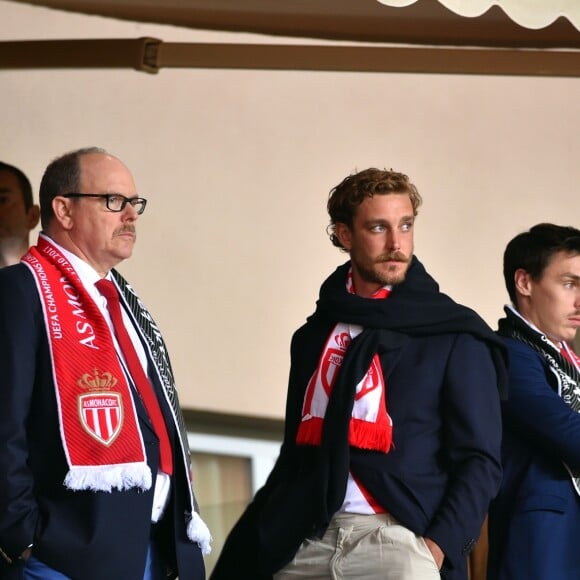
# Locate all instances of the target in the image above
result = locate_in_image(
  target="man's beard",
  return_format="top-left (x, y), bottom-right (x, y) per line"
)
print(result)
top-left (355, 250), bottom-right (411, 287)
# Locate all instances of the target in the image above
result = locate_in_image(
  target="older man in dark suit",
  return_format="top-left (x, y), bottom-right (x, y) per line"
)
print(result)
top-left (0, 148), bottom-right (210, 579)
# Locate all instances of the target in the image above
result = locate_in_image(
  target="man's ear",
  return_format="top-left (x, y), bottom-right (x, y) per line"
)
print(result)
top-left (514, 268), bottom-right (533, 297)
top-left (335, 222), bottom-right (352, 251)
top-left (52, 197), bottom-right (74, 230)
top-left (26, 204), bottom-right (40, 230)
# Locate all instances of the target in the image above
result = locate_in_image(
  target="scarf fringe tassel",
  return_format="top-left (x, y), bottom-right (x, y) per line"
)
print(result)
top-left (349, 418), bottom-right (392, 452)
top-left (64, 464), bottom-right (152, 492)
top-left (187, 511), bottom-right (212, 555)
top-left (297, 417), bottom-right (392, 453)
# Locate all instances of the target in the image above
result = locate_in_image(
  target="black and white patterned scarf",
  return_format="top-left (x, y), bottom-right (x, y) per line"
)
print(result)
top-left (498, 305), bottom-right (580, 495)
top-left (112, 269), bottom-right (211, 554)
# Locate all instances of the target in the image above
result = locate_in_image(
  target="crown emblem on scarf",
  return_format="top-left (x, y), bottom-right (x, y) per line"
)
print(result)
top-left (335, 332), bottom-right (351, 350)
top-left (77, 368), bottom-right (118, 391)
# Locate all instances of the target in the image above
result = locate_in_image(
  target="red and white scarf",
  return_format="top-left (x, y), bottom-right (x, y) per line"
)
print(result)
top-left (23, 237), bottom-right (151, 492)
top-left (296, 271), bottom-right (393, 453)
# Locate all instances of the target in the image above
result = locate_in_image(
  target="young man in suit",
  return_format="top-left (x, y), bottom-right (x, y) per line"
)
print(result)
top-left (212, 167), bottom-right (507, 580)
top-left (0, 161), bottom-right (39, 267)
top-left (0, 148), bottom-right (210, 579)
top-left (488, 223), bottom-right (580, 580)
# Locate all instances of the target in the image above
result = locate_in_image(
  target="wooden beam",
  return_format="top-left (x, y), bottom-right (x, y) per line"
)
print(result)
top-left (156, 42), bottom-right (580, 77)
top-left (0, 38), bottom-right (160, 73)
top-left (1, 38), bottom-right (579, 77)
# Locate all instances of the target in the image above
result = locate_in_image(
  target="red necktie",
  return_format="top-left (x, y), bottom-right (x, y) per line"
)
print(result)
top-left (561, 344), bottom-right (580, 368)
top-left (95, 279), bottom-right (173, 475)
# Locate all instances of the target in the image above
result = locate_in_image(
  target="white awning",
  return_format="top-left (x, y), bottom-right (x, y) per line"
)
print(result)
top-left (378, 0), bottom-right (580, 31)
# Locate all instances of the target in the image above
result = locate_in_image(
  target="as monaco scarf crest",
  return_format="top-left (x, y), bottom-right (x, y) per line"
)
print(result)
top-left (296, 275), bottom-right (393, 453)
top-left (78, 370), bottom-right (122, 446)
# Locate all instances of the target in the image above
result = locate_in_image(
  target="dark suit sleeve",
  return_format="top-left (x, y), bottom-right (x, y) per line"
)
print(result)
top-left (211, 324), bottom-right (322, 579)
top-left (424, 334), bottom-right (502, 570)
top-left (501, 338), bottom-right (580, 467)
top-left (0, 267), bottom-right (41, 563)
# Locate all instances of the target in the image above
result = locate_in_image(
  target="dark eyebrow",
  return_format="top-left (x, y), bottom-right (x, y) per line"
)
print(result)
top-left (365, 215), bottom-right (414, 225)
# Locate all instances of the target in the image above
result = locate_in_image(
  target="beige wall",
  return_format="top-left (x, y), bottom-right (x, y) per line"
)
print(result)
top-left (1, 0), bottom-right (578, 419)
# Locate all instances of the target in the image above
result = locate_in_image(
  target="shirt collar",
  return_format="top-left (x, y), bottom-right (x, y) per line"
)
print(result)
top-left (505, 303), bottom-right (562, 351)
top-left (40, 233), bottom-right (109, 285)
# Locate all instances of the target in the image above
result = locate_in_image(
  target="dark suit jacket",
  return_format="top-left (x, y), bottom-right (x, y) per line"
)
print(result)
top-left (488, 338), bottom-right (580, 580)
top-left (0, 264), bottom-right (205, 580)
top-left (212, 315), bottom-right (503, 580)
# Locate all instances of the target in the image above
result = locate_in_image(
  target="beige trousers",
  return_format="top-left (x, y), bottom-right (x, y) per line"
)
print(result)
top-left (273, 512), bottom-right (441, 580)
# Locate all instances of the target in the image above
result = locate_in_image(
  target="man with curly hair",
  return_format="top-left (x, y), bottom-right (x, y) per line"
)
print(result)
top-left (213, 167), bottom-right (507, 580)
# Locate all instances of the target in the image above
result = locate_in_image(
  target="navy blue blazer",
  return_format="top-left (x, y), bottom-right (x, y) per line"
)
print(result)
top-left (0, 264), bottom-right (205, 580)
top-left (488, 337), bottom-right (580, 580)
top-left (212, 315), bottom-right (503, 580)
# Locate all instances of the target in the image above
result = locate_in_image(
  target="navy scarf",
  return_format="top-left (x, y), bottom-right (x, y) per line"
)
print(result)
top-left (305, 256), bottom-right (509, 528)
